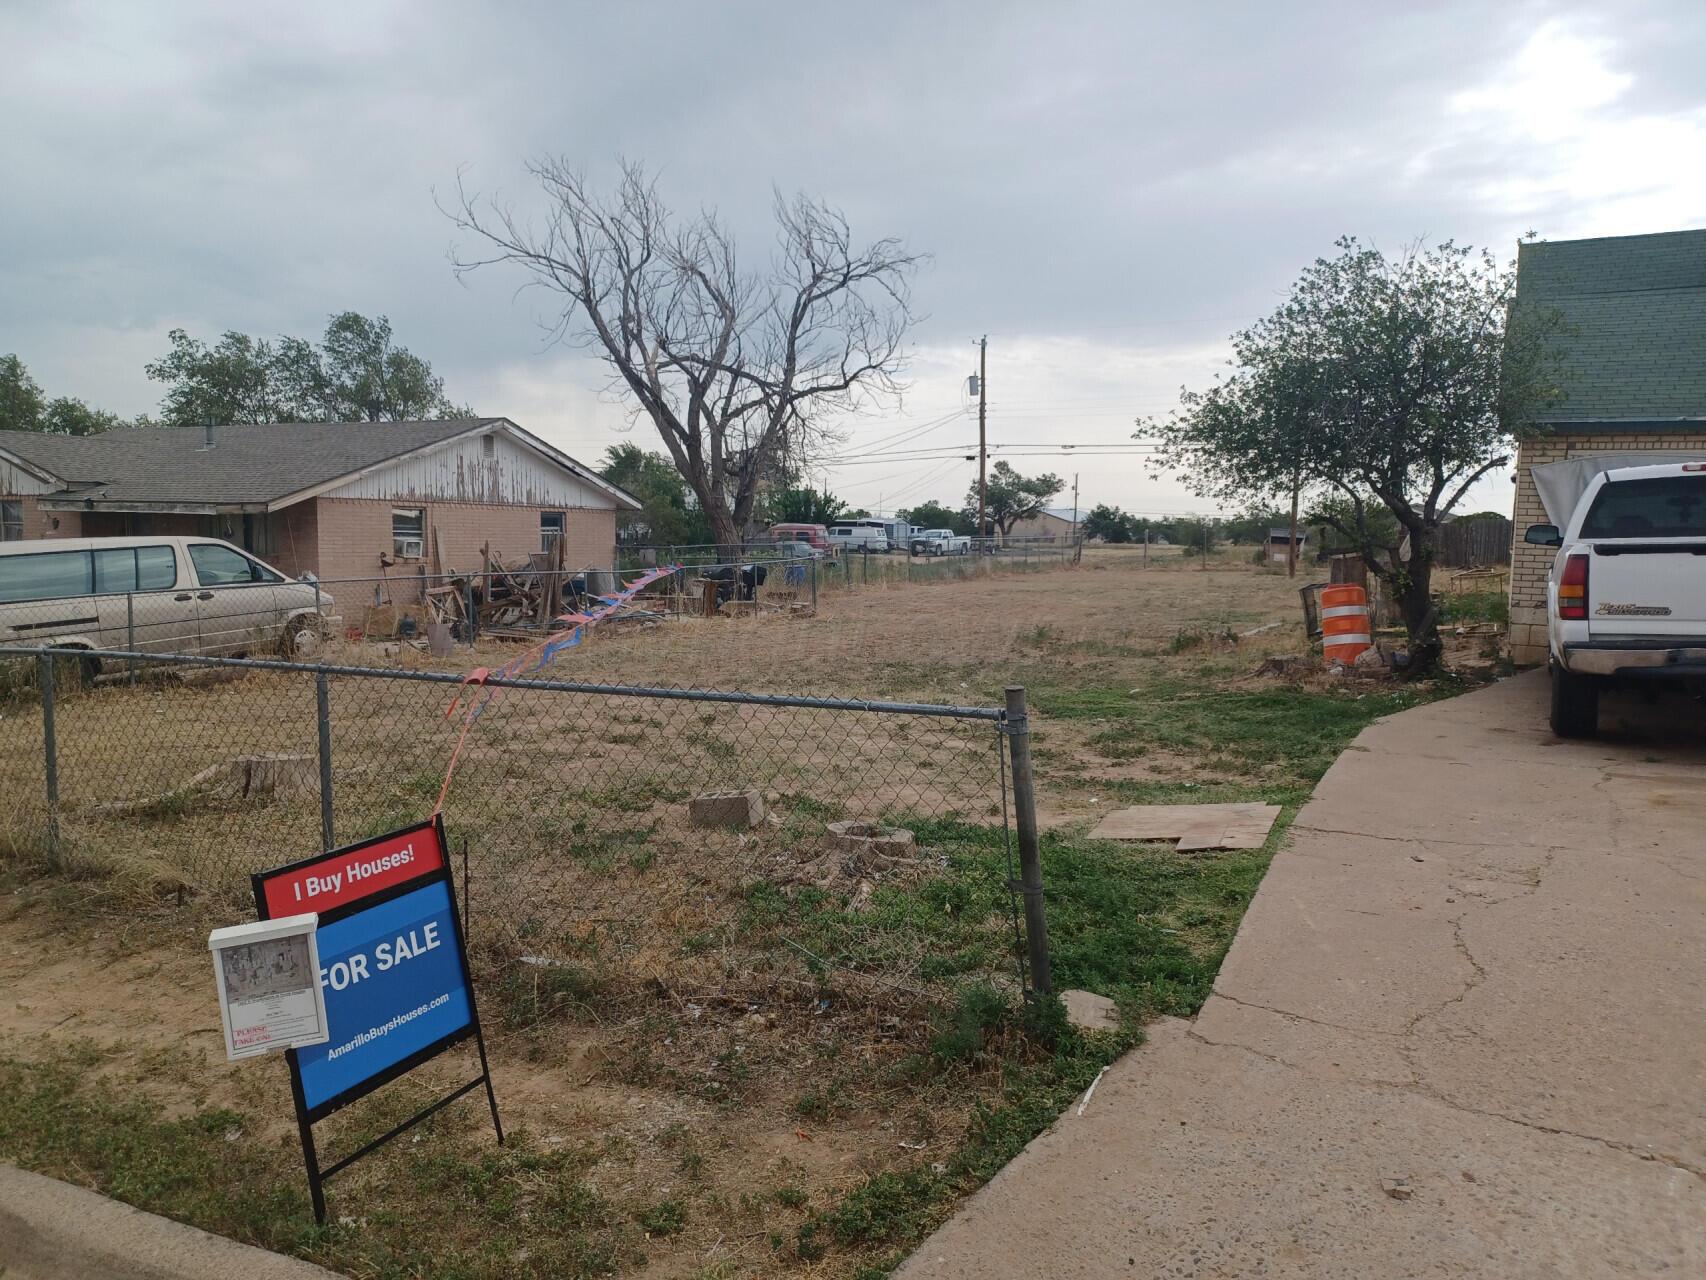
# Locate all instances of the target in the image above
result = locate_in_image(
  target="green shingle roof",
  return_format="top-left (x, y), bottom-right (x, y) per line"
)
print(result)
top-left (1515, 229), bottom-right (1706, 425)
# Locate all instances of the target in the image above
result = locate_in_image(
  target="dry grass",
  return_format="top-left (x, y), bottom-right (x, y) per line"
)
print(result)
top-left (2, 547), bottom-right (1381, 1277)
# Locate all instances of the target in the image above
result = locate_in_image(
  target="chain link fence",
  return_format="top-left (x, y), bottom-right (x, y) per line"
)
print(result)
top-left (2, 648), bottom-right (1050, 1046)
top-left (0, 544), bottom-right (1077, 670)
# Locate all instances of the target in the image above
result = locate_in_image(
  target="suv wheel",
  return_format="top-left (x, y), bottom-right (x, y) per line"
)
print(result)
top-left (1549, 664), bottom-right (1600, 738)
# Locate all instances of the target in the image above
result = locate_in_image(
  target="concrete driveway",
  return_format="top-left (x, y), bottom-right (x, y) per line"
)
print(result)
top-left (898, 672), bottom-right (1705, 1278)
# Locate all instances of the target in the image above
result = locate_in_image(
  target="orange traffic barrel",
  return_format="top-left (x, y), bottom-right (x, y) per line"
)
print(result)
top-left (1320, 584), bottom-right (1371, 663)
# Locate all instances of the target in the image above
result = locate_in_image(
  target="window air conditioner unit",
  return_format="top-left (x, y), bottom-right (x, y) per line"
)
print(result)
top-left (396, 538), bottom-right (425, 559)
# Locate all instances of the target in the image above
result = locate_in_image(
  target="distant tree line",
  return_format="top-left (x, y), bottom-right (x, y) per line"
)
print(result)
top-left (0, 311), bottom-right (468, 436)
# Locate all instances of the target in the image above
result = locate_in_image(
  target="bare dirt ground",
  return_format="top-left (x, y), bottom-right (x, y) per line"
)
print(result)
top-left (1, 547), bottom-right (1335, 1277)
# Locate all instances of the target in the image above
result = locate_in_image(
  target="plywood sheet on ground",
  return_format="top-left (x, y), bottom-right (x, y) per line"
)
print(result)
top-left (1089, 802), bottom-right (1281, 850)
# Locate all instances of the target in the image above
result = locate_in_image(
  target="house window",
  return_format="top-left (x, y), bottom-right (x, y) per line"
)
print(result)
top-left (1, 500), bottom-right (22, 541)
top-left (482, 434), bottom-right (496, 458)
top-left (392, 507), bottom-right (425, 559)
top-left (540, 511), bottom-right (564, 553)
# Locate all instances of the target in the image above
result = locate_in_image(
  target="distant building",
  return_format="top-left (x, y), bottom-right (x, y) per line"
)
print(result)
top-left (1265, 527), bottom-right (1308, 565)
top-left (1505, 229), bottom-right (1706, 664)
top-left (1005, 507), bottom-right (1080, 543)
top-left (0, 418), bottom-right (639, 583)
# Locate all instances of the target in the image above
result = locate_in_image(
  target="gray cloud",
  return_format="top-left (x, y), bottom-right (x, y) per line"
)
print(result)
top-left (3, 0), bottom-right (1703, 512)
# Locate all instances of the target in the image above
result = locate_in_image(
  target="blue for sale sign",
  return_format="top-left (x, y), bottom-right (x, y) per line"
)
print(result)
top-left (252, 818), bottom-right (502, 1220)
top-left (295, 879), bottom-right (474, 1112)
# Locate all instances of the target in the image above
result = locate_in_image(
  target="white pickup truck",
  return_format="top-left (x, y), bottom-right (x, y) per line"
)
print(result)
top-left (908, 528), bottom-right (970, 556)
top-left (1526, 460), bottom-right (1706, 737)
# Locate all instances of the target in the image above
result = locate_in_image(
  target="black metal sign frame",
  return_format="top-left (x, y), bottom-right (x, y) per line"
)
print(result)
top-left (252, 814), bottom-right (502, 1224)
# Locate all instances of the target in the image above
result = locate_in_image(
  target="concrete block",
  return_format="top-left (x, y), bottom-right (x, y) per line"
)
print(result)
top-left (688, 790), bottom-right (764, 829)
top-left (1061, 988), bottom-right (1120, 1032)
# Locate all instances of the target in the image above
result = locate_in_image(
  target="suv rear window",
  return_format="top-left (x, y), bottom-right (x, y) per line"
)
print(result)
top-left (0, 550), bottom-right (93, 603)
top-left (1579, 475), bottom-right (1706, 539)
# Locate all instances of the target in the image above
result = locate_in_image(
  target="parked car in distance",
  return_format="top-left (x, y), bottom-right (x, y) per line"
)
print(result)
top-left (767, 522), bottom-right (831, 554)
top-left (1526, 460), bottom-right (1706, 737)
top-left (826, 524), bottom-right (890, 553)
top-left (0, 536), bottom-right (337, 675)
top-left (772, 539), bottom-right (822, 561)
top-left (909, 528), bottom-right (970, 556)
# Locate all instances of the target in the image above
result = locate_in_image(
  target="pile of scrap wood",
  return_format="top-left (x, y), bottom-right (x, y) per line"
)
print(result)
top-left (427, 539), bottom-right (663, 640)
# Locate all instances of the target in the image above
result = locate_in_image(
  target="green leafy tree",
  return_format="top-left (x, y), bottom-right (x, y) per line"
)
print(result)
top-left (768, 487), bottom-right (848, 525)
top-left (1171, 517), bottom-right (1219, 556)
top-left (598, 443), bottom-right (711, 546)
top-left (145, 313), bottom-right (467, 426)
top-left (0, 355), bottom-right (46, 432)
top-left (1082, 503), bottom-right (1136, 543)
top-left (964, 461), bottom-right (1063, 536)
top-left (1221, 505), bottom-right (1292, 545)
top-left (1151, 237), bottom-right (1563, 671)
top-left (318, 312), bottom-right (468, 421)
top-left (897, 500), bottom-right (971, 534)
top-left (1, 354), bottom-right (129, 435)
top-left (41, 397), bottom-right (126, 436)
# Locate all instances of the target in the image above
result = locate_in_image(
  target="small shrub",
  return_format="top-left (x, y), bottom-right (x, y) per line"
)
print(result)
top-left (1167, 628), bottom-right (1206, 654)
top-left (929, 983), bottom-right (1011, 1063)
top-left (637, 1198), bottom-right (687, 1237)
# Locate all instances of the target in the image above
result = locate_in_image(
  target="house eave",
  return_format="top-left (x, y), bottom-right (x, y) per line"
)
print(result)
top-left (262, 418), bottom-right (643, 513)
top-left (1530, 417), bottom-right (1706, 432)
top-left (38, 497), bottom-right (268, 516)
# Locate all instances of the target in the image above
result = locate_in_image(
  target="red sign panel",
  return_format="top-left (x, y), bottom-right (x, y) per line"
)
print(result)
top-left (258, 822), bottom-right (446, 919)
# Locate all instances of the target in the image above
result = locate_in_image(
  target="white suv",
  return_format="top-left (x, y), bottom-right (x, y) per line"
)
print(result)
top-left (1525, 460), bottom-right (1706, 736)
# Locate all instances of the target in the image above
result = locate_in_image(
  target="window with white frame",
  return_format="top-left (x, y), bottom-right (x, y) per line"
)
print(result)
top-left (391, 508), bottom-right (425, 559)
top-left (1, 500), bottom-right (22, 541)
top-left (540, 511), bottom-right (564, 553)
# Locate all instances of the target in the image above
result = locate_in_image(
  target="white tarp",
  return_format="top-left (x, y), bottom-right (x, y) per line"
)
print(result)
top-left (1530, 453), bottom-right (1706, 525)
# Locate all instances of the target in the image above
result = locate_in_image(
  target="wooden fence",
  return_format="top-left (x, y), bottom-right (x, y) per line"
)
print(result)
top-left (1436, 516), bottom-right (1511, 568)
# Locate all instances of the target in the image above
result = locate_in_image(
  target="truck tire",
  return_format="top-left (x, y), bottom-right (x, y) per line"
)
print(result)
top-left (1549, 664), bottom-right (1599, 738)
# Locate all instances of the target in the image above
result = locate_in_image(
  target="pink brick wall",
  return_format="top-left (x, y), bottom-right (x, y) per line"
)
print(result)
top-left (310, 497), bottom-right (616, 588)
top-left (1, 496), bottom-right (82, 540)
top-left (1506, 431), bottom-right (1706, 665)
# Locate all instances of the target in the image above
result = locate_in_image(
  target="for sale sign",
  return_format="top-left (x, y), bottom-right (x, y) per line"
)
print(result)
top-left (259, 824), bottom-right (446, 919)
top-left (253, 819), bottom-right (489, 1121)
top-left (293, 878), bottom-right (472, 1112)
top-left (252, 817), bottom-right (501, 1223)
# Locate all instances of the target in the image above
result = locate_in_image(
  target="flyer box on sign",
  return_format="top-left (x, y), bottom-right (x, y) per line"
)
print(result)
top-left (208, 914), bottom-right (329, 1061)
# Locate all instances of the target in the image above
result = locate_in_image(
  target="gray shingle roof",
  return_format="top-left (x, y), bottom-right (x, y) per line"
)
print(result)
top-left (0, 419), bottom-right (498, 505)
top-left (1515, 229), bottom-right (1706, 424)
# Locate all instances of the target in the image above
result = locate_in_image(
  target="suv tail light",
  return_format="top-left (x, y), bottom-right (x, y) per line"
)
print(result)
top-left (1558, 552), bottom-right (1590, 620)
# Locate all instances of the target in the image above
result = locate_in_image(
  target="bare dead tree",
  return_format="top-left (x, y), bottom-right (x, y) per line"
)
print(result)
top-left (444, 160), bottom-right (924, 553)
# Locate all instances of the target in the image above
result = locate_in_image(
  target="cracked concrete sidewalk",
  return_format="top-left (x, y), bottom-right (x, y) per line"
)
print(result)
top-left (898, 672), bottom-right (1705, 1278)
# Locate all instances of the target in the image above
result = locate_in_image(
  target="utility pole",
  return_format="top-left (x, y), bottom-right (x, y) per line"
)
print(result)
top-left (976, 336), bottom-right (988, 544)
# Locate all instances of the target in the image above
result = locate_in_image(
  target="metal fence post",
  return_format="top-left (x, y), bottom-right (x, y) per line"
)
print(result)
top-left (315, 669), bottom-right (335, 853)
top-left (38, 651), bottom-right (61, 867)
top-left (126, 592), bottom-right (137, 685)
top-left (1003, 686), bottom-right (1052, 995)
top-left (466, 579), bottom-right (479, 643)
top-left (810, 558), bottom-right (818, 611)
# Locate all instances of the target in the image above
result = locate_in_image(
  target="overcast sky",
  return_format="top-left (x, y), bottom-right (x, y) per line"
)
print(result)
top-left (4, 1), bottom-right (1704, 519)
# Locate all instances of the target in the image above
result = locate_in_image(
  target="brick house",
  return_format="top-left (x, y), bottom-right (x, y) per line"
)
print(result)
top-left (0, 418), bottom-right (639, 585)
top-left (1506, 229), bottom-right (1706, 665)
